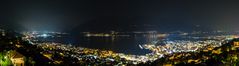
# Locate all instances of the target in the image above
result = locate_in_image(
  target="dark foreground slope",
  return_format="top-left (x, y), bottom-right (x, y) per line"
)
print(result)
top-left (0, 30), bottom-right (53, 66)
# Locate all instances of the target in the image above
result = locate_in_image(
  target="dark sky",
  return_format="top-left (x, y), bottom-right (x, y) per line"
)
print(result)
top-left (1, 0), bottom-right (239, 32)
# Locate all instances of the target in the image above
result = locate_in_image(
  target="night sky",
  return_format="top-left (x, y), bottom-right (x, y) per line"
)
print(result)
top-left (1, 0), bottom-right (239, 32)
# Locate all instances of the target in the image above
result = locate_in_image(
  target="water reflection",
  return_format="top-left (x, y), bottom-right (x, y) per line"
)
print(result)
top-left (36, 34), bottom-right (159, 55)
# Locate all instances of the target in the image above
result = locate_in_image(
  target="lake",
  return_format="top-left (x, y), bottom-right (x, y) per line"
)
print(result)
top-left (35, 34), bottom-right (157, 55)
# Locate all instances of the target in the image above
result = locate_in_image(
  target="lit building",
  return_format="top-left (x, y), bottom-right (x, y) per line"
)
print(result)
top-left (8, 50), bottom-right (25, 66)
top-left (233, 41), bottom-right (239, 47)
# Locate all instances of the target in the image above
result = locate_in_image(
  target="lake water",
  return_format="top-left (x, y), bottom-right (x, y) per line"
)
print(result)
top-left (36, 35), bottom-right (157, 55)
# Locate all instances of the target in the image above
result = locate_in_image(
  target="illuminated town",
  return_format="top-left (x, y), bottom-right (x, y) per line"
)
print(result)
top-left (1, 0), bottom-right (239, 66)
top-left (1, 28), bottom-right (239, 66)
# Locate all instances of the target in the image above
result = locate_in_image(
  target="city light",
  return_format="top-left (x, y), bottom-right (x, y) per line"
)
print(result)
top-left (1, 0), bottom-right (239, 65)
top-left (42, 34), bottom-right (48, 37)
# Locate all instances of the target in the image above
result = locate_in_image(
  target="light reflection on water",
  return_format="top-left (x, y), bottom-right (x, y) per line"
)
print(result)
top-left (36, 35), bottom-right (158, 55)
